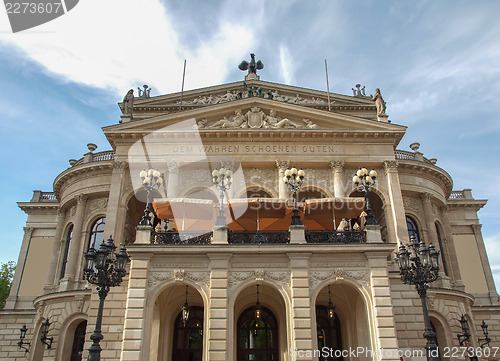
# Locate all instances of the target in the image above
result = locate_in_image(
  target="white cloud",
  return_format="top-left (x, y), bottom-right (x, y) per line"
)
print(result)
top-left (279, 44), bottom-right (293, 84)
top-left (0, 0), bottom-right (256, 96)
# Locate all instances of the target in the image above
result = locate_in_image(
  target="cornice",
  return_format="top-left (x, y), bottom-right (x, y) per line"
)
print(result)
top-left (53, 161), bottom-right (113, 200)
top-left (397, 160), bottom-right (453, 197)
top-left (447, 199), bottom-right (487, 211)
top-left (18, 202), bottom-right (59, 213)
top-left (33, 289), bottom-right (92, 307)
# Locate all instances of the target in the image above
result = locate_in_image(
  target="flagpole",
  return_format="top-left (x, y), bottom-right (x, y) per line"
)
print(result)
top-left (325, 59), bottom-right (331, 111)
top-left (179, 59), bottom-right (187, 110)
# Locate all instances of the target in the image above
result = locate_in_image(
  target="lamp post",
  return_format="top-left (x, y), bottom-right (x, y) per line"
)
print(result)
top-left (352, 167), bottom-right (377, 225)
top-left (83, 236), bottom-right (130, 361)
top-left (18, 324), bottom-right (30, 353)
top-left (396, 235), bottom-right (440, 361)
top-left (283, 166), bottom-right (305, 225)
top-left (212, 167), bottom-right (233, 226)
top-left (478, 320), bottom-right (491, 348)
top-left (139, 169), bottom-right (163, 226)
top-left (40, 318), bottom-right (53, 349)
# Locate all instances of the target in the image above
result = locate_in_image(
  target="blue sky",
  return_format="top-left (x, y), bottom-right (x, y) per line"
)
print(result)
top-left (0, 0), bottom-right (499, 288)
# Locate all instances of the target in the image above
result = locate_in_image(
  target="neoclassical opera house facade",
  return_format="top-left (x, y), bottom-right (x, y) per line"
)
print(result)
top-left (1, 69), bottom-right (498, 361)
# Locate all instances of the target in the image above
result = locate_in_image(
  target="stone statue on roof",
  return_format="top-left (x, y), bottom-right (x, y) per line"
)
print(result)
top-left (372, 88), bottom-right (386, 115)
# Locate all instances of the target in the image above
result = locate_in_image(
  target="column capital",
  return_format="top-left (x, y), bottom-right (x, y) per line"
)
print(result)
top-left (220, 160), bottom-right (238, 171)
top-left (57, 208), bottom-right (67, 217)
top-left (275, 160), bottom-right (290, 170)
top-left (471, 224), bottom-right (482, 234)
top-left (439, 205), bottom-right (449, 216)
top-left (23, 227), bottom-right (34, 237)
top-left (329, 161), bottom-right (344, 171)
top-left (75, 194), bottom-right (87, 204)
top-left (420, 192), bottom-right (432, 203)
top-left (112, 160), bottom-right (128, 171)
top-left (167, 160), bottom-right (181, 173)
top-left (383, 160), bottom-right (398, 173)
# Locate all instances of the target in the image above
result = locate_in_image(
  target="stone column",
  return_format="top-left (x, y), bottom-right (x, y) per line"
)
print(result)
top-left (207, 254), bottom-right (231, 361)
top-left (44, 208), bottom-right (66, 292)
top-left (5, 227), bottom-right (33, 309)
top-left (440, 206), bottom-right (464, 290)
top-left (329, 161), bottom-right (345, 197)
top-left (471, 224), bottom-right (499, 304)
top-left (368, 253), bottom-right (400, 360)
top-left (62, 194), bottom-right (87, 290)
top-left (276, 160), bottom-right (289, 199)
top-left (104, 160), bottom-right (127, 244)
top-left (120, 254), bottom-right (151, 361)
top-left (383, 161), bottom-right (407, 246)
top-left (420, 193), bottom-right (438, 245)
top-left (167, 160), bottom-right (180, 198)
top-left (288, 253), bottom-right (314, 359)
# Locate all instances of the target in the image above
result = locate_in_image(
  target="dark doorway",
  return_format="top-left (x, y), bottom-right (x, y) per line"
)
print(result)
top-left (238, 306), bottom-right (279, 360)
top-left (172, 306), bottom-right (204, 361)
top-left (70, 320), bottom-right (87, 361)
top-left (316, 306), bottom-right (343, 360)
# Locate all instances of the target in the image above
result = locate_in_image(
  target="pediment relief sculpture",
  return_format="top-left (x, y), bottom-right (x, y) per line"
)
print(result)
top-left (196, 107), bottom-right (318, 130)
top-left (178, 90), bottom-right (327, 106)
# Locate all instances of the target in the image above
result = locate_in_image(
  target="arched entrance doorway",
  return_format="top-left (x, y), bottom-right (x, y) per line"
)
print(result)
top-left (237, 306), bottom-right (279, 361)
top-left (172, 306), bottom-right (204, 361)
top-left (316, 306), bottom-right (342, 361)
top-left (70, 320), bottom-right (87, 361)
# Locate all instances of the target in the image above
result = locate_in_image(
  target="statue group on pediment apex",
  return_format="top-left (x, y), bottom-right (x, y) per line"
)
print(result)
top-left (197, 107), bottom-right (318, 130)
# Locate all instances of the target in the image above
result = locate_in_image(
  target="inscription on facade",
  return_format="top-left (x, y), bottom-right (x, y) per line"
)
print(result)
top-left (172, 144), bottom-right (337, 154)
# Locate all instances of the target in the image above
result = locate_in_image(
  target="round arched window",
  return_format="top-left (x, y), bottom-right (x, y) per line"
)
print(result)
top-left (406, 216), bottom-right (420, 242)
top-left (88, 217), bottom-right (106, 249)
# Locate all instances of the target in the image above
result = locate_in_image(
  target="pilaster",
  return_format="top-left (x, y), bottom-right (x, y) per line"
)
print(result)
top-left (207, 254), bottom-right (231, 361)
top-left (5, 227), bottom-right (33, 309)
top-left (104, 160), bottom-right (128, 245)
top-left (368, 254), bottom-right (400, 360)
top-left (167, 160), bottom-right (181, 198)
top-left (61, 194), bottom-right (87, 290)
top-left (44, 208), bottom-right (66, 292)
top-left (440, 206), bottom-right (465, 291)
top-left (471, 224), bottom-right (499, 304)
top-left (329, 161), bottom-right (345, 197)
top-left (288, 253), bottom-right (314, 359)
top-left (120, 254), bottom-right (151, 361)
top-left (383, 161), bottom-right (406, 246)
top-left (276, 160), bottom-right (290, 199)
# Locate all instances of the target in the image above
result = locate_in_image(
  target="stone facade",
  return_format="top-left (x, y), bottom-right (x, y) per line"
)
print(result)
top-left (1, 78), bottom-right (499, 361)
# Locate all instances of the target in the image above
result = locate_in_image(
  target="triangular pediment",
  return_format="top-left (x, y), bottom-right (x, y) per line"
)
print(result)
top-left (123, 79), bottom-right (379, 122)
top-left (106, 97), bottom-right (406, 149)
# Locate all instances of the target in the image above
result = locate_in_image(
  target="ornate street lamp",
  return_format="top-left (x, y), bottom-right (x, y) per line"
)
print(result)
top-left (181, 285), bottom-right (190, 326)
top-left (212, 167), bottom-right (233, 226)
top-left (254, 284), bottom-right (263, 320)
top-left (83, 236), bottom-right (130, 361)
top-left (283, 166), bottom-right (305, 225)
top-left (40, 318), bottom-right (53, 349)
top-left (457, 315), bottom-right (471, 346)
top-left (396, 235), bottom-right (440, 361)
top-left (353, 167), bottom-right (377, 225)
top-left (478, 320), bottom-right (491, 348)
top-left (139, 169), bottom-right (163, 226)
top-left (18, 324), bottom-right (30, 353)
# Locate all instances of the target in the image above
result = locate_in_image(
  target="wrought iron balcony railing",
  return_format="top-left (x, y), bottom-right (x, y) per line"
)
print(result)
top-left (305, 230), bottom-right (366, 244)
top-left (228, 231), bottom-right (290, 244)
top-left (151, 231), bottom-right (212, 245)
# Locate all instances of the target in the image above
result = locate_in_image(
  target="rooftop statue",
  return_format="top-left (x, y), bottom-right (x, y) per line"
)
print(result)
top-left (121, 89), bottom-right (134, 115)
top-left (238, 53), bottom-right (264, 75)
top-left (372, 88), bottom-right (387, 115)
top-left (138, 85), bottom-right (151, 98)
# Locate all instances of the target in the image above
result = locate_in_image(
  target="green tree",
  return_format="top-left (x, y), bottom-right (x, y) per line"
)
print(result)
top-left (0, 261), bottom-right (16, 310)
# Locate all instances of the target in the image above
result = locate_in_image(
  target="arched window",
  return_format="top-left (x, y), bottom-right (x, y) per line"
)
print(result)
top-left (406, 216), bottom-right (420, 242)
top-left (238, 306), bottom-right (279, 361)
top-left (435, 223), bottom-right (449, 276)
top-left (70, 321), bottom-right (87, 361)
top-left (60, 224), bottom-right (73, 279)
top-left (88, 217), bottom-right (106, 249)
top-left (245, 188), bottom-right (273, 198)
top-left (172, 306), bottom-right (204, 361)
top-left (316, 306), bottom-right (343, 360)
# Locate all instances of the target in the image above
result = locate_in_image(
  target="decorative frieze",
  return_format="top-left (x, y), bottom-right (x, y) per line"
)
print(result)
top-left (309, 269), bottom-right (370, 288)
top-left (148, 270), bottom-right (210, 288)
top-left (403, 195), bottom-right (420, 212)
top-left (228, 270), bottom-right (290, 289)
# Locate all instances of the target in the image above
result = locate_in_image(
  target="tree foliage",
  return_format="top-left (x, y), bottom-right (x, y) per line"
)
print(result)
top-left (0, 261), bottom-right (16, 310)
